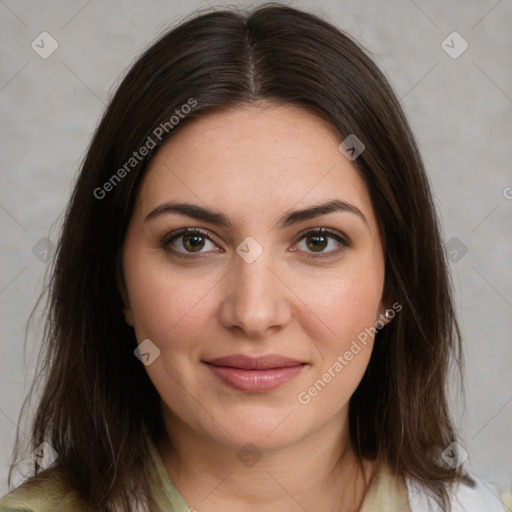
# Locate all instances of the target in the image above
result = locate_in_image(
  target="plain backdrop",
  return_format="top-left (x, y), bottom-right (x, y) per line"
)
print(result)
top-left (1, 0), bottom-right (511, 499)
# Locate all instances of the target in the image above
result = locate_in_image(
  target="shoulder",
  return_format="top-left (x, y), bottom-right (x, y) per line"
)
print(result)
top-left (406, 473), bottom-right (506, 512)
top-left (0, 470), bottom-right (92, 512)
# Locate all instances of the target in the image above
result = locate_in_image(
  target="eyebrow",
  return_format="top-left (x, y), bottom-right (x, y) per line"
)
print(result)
top-left (144, 199), bottom-right (368, 229)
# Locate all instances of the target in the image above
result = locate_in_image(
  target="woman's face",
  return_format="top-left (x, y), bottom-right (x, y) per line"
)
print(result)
top-left (121, 103), bottom-right (388, 451)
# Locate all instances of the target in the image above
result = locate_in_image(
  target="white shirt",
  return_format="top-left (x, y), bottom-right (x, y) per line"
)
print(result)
top-left (406, 473), bottom-right (506, 511)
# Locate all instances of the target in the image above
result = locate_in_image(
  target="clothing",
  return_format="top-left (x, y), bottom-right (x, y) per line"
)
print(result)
top-left (0, 442), bottom-right (506, 511)
top-left (406, 472), bottom-right (506, 512)
top-left (148, 444), bottom-right (410, 511)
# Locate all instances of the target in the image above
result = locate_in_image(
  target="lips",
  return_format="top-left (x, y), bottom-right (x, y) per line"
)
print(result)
top-left (205, 354), bottom-right (303, 369)
top-left (203, 354), bottom-right (306, 392)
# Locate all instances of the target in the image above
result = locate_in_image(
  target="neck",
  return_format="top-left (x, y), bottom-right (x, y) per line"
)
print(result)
top-left (158, 406), bottom-right (375, 512)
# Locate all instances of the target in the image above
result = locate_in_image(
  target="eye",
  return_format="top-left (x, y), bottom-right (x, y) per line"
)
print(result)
top-left (161, 228), bottom-right (221, 258)
top-left (161, 227), bottom-right (349, 259)
top-left (293, 228), bottom-right (349, 257)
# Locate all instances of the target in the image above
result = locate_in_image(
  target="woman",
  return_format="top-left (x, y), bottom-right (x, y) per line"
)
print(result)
top-left (0, 4), bottom-right (506, 512)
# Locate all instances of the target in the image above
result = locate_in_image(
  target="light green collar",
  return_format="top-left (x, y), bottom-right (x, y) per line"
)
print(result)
top-left (147, 441), bottom-right (191, 511)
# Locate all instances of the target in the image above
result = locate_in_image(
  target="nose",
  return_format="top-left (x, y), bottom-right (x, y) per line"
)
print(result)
top-left (218, 246), bottom-right (292, 339)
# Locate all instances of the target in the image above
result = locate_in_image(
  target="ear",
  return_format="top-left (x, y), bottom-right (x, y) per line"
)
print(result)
top-left (122, 297), bottom-right (135, 328)
top-left (116, 252), bottom-right (134, 327)
top-left (376, 298), bottom-right (394, 326)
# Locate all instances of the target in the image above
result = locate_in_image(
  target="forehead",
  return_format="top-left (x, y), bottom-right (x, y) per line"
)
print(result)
top-left (134, 103), bottom-right (377, 232)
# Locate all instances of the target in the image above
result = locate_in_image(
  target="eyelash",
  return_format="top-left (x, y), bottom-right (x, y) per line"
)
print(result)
top-left (160, 227), bottom-right (349, 260)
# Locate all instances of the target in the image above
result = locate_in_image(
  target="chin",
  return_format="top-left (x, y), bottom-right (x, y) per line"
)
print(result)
top-left (204, 409), bottom-right (309, 452)
top-left (213, 428), bottom-right (302, 453)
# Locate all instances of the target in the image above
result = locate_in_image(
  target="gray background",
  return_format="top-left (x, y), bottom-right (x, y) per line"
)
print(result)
top-left (1, 0), bottom-right (511, 501)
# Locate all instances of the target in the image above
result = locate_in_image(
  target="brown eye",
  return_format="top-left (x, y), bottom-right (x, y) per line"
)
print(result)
top-left (162, 228), bottom-right (220, 257)
top-left (294, 228), bottom-right (348, 257)
top-left (305, 233), bottom-right (329, 252)
top-left (181, 233), bottom-right (207, 252)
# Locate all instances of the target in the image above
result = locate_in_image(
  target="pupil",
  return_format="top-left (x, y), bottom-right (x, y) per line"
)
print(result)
top-left (184, 234), bottom-right (205, 252)
top-left (181, 234), bottom-right (328, 253)
top-left (308, 235), bottom-right (327, 252)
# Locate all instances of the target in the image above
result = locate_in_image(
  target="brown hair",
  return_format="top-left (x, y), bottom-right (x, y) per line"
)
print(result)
top-left (9, 3), bottom-right (468, 510)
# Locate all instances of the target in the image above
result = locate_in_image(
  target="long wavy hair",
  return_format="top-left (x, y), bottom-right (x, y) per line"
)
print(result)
top-left (9, 4), bottom-right (467, 510)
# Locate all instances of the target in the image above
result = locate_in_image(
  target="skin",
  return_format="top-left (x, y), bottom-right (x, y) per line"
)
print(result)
top-left (121, 102), bottom-right (390, 512)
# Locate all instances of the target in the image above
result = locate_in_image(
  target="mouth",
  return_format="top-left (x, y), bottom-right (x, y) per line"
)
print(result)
top-left (202, 354), bottom-right (307, 392)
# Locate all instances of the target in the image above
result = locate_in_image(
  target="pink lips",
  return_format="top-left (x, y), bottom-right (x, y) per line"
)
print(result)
top-left (203, 354), bottom-right (306, 392)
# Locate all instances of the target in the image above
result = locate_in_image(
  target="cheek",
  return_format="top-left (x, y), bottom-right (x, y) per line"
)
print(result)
top-left (125, 245), bottom-right (384, 354)
top-left (301, 262), bottom-right (384, 350)
top-left (331, 277), bottom-right (381, 341)
top-left (293, 258), bottom-right (384, 407)
top-left (123, 252), bottom-right (217, 352)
